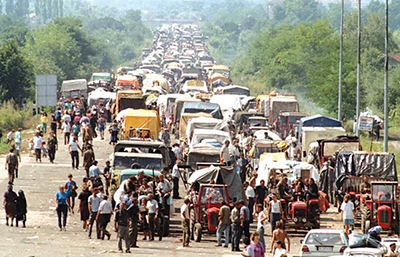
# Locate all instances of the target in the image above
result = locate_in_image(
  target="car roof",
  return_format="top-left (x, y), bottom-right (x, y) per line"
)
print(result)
top-left (114, 152), bottom-right (163, 158)
top-left (307, 229), bottom-right (344, 234)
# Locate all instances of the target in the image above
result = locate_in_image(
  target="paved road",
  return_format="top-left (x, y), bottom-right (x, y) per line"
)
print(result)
top-left (0, 133), bottom-right (344, 257)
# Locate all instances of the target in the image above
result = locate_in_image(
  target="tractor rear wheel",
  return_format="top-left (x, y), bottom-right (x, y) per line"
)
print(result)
top-left (194, 223), bottom-right (202, 242)
top-left (361, 205), bottom-right (371, 233)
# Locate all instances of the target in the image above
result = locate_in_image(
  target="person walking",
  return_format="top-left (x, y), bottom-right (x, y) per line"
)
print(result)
top-left (16, 190), bottom-right (27, 228)
top-left (14, 128), bottom-right (22, 162)
top-left (180, 198), bottom-right (190, 247)
top-left (62, 120), bottom-right (71, 145)
top-left (47, 131), bottom-right (58, 163)
top-left (88, 188), bottom-right (101, 239)
top-left (146, 193), bottom-right (159, 241)
top-left (40, 112), bottom-right (48, 134)
top-left (103, 161), bottom-right (111, 195)
top-left (340, 194), bottom-right (355, 235)
top-left (230, 201), bottom-right (242, 252)
top-left (254, 204), bottom-right (268, 249)
top-left (65, 174), bottom-right (78, 214)
top-left (78, 184), bottom-right (91, 231)
top-left (240, 200), bottom-right (251, 239)
top-left (50, 114), bottom-right (57, 134)
top-left (245, 181), bottom-right (255, 223)
top-left (97, 195), bottom-right (112, 240)
top-left (216, 200), bottom-right (230, 248)
top-left (3, 184), bottom-right (18, 226)
top-left (139, 198), bottom-right (150, 240)
top-left (68, 136), bottom-right (82, 170)
top-left (255, 180), bottom-right (267, 206)
top-left (83, 145), bottom-right (95, 178)
top-left (115, 201), bottom-right (131, 253)
top-left (98, 115), bottom-right (107, 140)
top-left (109, 123), bottom-right (119, 145)
top-left (5, 148), bottom-right (18, 184)
top-left (55, 185), bottom-right (70, 231)
top-left (270, 221), bottom-right (290, 254)
top-left (172, 160), bottom-right (181, 199)
top-left (268, 193), bottom-right (283, 233)
top-left (127, 195), bottom-right (139, 248)
top-left (33, 132), bottom-right (43, 163)
top-left (220, 140), bottom-right (231, 166)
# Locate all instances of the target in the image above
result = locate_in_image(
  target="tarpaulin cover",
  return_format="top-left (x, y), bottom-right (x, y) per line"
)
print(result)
top-left (173, 98), bottom-right (201, 122)
top-left (190, 129), bottom-right (230, 147)
top-left (61, 79), bottom-right (87, 92)
top-left (210, 95), bottom-right (242, 111)
top-left (122, 109), bottom-right (161, 140)
top-left (186, 117), bottom-right (229, 139)
top-left (181, 101), bottom-right (223, 120)
top-left (116, 75), bottom-right (139, 88)
top-left (187, 145), bottom-right (220, 170)
top-left (334, 151), bottom-right (397, 192)
top-left (179, 113), bottom-right (212, 139)
top-left (234, 112), bottom-right (264, 126)
top-left (143, 74), bottom-right (170, 92)
top-left (188, 165), bottom-right (246, 203)
top-left (300, 115), bottom-right (342, 128)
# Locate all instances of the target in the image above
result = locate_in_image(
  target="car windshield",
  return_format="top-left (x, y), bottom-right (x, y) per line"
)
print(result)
top-left (255, 146), bottom-right (280, 159)
top-left (114, 156), bottom-right (162, 170)
top-left (200, 187), bottom-right (225, 204)
top-left (305, 233), bottom-right (344, 245)
top-left (372, 184), bottom-right (395, 201)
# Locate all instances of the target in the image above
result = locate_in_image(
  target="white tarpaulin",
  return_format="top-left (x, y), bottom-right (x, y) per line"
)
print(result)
top-left (186, 117), bottom-right (229, 139)
top-left (210, 95), bottom-right (242, 111)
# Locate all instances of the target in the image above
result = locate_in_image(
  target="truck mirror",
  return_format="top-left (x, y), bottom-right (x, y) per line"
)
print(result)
top-left (303, 151), bottom-right (306, 158)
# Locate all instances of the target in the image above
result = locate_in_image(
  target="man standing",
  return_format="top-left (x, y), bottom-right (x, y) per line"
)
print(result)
top-left (180, 198), bottom-right (190, 247)
top-left (255, 180), bottom-right (268, 205)
top-left (146, 193), bottom-right (159, 241)
top-left (172, 160), bottom-right (181, 199)
top-left (62, 120), bottom-right (71, 145)
top-left (88, 188), bottom-right (101, 239)
top-left (245, 182), bottom-right (255, 223)
top-left (157, 174), bottom-right (172, 214)
top-left (47, 131), bottom-right (58, 163)
top-left (97, 195), bottom-right (112, 240)
top-left (220, 140), bottom-right (231, 166)
top-left (270, 221), bottom-right (290, 254)
top-left (128, 195), bottom-right (139, 248)
top-left (68, 136), bottom-right (82, 170)
top-left (114, 202), bottom-right (131, 253)
top-left (33, 132), bottom-right (43, 163)
top-left (230, 201), bottom-right (242, 252)
top-left (240, 200), bottom-right (251, 238)
top-left (5, 148), bottom-right (18, 183)
top-left (89, 161), bottom-right (101, 179)
top-left (14, 128), bottom-right (22, 162)
top-left (103, 161), bottom-right (111, 195)
top-left (83, 145), bottom-right (95, 178)
top-left (216, 201), bottom-right (230, 248)
top-left (268, 193), bottom-right (283, 233)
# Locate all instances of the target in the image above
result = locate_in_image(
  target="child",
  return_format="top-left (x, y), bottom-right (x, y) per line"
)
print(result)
top-left (42, 141), bottom-right (48, 158)
top-left (242, 237), bottom-right (254, 257)
top-left (28, 140), bottom-right (34, 157)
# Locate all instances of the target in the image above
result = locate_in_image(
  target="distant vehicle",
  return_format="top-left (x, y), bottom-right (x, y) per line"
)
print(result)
top-left (300, 229), bottom-right (348, 257)
top-left (61, 79), bottom-right (88, 101)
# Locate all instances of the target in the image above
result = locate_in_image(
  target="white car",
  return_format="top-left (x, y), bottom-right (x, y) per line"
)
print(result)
top-left (342, 247), bottom-right (386, 257)
top-left (300, 229), bottom-right (349, 257)
top-left (382, 237), bottom-right (400, 253)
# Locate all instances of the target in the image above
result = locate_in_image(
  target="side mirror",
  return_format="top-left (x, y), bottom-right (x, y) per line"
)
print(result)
top-left (303, 151), bottom-right (306, 158)
top-left (300, 239), bottom-right (303, 244)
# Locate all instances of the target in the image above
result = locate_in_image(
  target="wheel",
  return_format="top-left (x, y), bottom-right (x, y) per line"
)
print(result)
top-left (365, 220), bottom-right (371, 233)
top-left (194, 223), bottom-right (202, 242)
top-left (162, 215), bottom-right (170, 237)
top-left (361, 206), bottom-right (371, 233)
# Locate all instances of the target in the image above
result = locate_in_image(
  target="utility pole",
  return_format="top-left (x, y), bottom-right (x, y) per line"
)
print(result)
top-left (356, 0), bottom-right (361, 137)
top-left (338, 0), bottom-right (344, 122)
top-left (384, 0), bottom-right (389, 152)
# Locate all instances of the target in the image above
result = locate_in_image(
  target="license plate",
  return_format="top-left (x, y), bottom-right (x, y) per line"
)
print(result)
top-left (318, 247), bottom-right (333, 251)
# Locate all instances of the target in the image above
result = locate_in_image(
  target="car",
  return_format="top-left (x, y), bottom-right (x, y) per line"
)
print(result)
top-left (300, 229), bottom-right (348, 257)
top-left (382, 237), bottom-right (400, 253)
top-left (342, 247), bottom-right (387, 257)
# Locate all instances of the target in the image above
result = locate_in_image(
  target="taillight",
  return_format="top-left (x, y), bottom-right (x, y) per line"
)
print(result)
top-left (340, 246), bottom-right (347, 253)
top-left (301, 245), bottom-right (310, 253)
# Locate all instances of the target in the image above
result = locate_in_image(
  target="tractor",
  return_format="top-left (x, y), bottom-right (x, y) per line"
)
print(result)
top-left (286, 197), bottom-right (321, 230)
top-left (189, 184), bottom-right (230, 242)
top-left (361, 181), bottom-right (400, 234)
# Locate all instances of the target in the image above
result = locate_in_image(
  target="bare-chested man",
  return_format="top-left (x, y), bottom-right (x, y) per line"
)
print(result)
top-left (270, 221), bottom-right (290, 254)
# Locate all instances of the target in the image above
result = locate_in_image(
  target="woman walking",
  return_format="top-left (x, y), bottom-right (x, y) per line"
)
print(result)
top-left (3, 184), bottom-right (17, 226)
top-left (78, 184), bottom-right (91, 231)
top-left (40, 112), bottom-right (48, 134)
top-left (55, 185), bottom-right (70, 231)
top-left (16, 190), bottom-right (27, 228)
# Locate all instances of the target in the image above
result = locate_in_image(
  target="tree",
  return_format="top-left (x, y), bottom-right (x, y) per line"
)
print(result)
top-left (0, 40), bottom-right (34, 103)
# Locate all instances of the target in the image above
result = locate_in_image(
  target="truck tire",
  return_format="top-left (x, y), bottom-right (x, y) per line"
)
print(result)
top-left (194, 223), bottom-right (202, 242)
top-left (163, 215), bottom-right (170, 237)
top-left (361, 206), bottom-right (371, 233)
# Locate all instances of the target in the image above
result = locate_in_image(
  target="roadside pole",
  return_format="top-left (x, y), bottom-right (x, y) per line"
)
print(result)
top-left (338, 0), bottom-right (344, 122)
top-left (384, 0), bottom-right (389, 152)
top-left (356, 0), bottom-right (361, 137)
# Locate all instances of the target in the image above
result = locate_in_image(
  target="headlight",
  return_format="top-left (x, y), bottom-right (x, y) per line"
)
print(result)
top-left (293, 217), bottom-right (298, 223)
top-left (302, 218), bottom-right (307, 223)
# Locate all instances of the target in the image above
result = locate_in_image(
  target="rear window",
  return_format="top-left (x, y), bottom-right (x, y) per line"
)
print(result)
top-left (305, 232), bottom-right (344, 245)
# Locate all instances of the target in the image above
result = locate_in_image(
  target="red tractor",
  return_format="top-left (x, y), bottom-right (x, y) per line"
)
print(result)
top-left (189, 184), bottom-right (230, 242)
top-left (361, 181), bottom-right (400, 233)
top-left (284, 198), bottom-right (320, 230)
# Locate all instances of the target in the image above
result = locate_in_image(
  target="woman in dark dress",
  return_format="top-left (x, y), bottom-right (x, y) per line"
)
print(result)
top-left (3, 184), bottom-right (17, 226)
top-left (50, 114), bottom-right (57, 134)
top-left (78, 184), bottom-right (91, 231)
top-left (109, 124), bottom-right (119, 145)
top-left (16, 190), bottom-right (27, 227)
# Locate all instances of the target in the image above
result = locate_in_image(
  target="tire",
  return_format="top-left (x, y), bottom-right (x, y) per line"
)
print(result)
top-left (194, 223), bottom-right (202, 242)
top-left (361, 206), bottom-right (371, 233)
top-left (162, 215), bottom-right (170, 237)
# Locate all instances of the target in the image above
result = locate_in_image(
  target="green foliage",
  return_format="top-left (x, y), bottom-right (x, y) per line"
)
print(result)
top-left (0, 101), bottom-right (37, 132)
top-left (0, 40), bottom-right (34, 104)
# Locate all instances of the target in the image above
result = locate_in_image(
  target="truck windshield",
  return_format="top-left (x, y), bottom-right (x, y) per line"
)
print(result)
top-left (372, 185), bottom-right (395, 201)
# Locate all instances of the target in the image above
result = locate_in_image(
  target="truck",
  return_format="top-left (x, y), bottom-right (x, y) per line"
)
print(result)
top-left (61, 79), bottom-right (88, 101)
top-left (111, 90), bottom-right (145, 116)
top-left (256, 92), bottom-right (300, 123)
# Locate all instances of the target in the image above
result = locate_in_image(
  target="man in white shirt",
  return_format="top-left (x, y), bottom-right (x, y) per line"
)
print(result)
top-left (245, 181), bottom-right (255, 223)
top-left (172, 160), bottom-right (182, 199)
top-left (146, 194), bottom-right (159, 241)
top-left (97, 195), bottom-right (113, 240)
top-left (68, 136), bottom-right (82, 170)
top-left (180, 198), bottom-right (190, 247)
top-left (62, 120), bottom-right (71, 145)
top-left (220, 140), bottom-right (231, 166)
top-left (88, 188), bottom-right (101, 239)
top-left (340, 194), bottom-right (355, 235)
top-left (62, 112), bottom-right (71, 124)
top-left (33, 132), bottom-right (43, 163)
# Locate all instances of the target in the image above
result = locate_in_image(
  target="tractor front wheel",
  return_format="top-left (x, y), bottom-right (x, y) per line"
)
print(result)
top-left (194, 223), bottom-right (202, 242)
